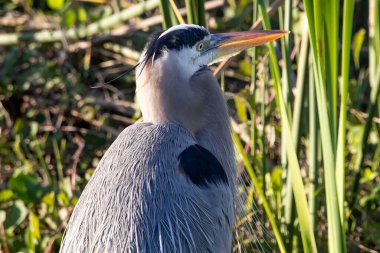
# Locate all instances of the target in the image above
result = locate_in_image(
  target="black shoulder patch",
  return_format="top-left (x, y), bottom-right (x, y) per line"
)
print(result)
top-left (178, 144), bottom-right (228, 187)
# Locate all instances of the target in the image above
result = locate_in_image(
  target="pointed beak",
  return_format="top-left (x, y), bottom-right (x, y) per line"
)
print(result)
top-left (208, 30), bottom-right (288, 63)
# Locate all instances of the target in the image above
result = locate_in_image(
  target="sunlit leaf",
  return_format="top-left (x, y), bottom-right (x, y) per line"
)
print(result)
top-left (81, 105), bottom-right (96, 122)
top-left (8, 173), bottom-right (47, 203)
top-left (78, 7), bottom-right (87, 23)
top-left (57, 191), bottom-right (69, 206)
top-left (4, 200), bottom-right (27, 230)
top-left (29, 212), bottom-right (41, 241)
top-left (59, 177), bottom-right (73, 199)
top-left (30, 121), bottom-right (38, 136)
top-left (47, 0), bottom-right (64, 10)
top-left (271, 167), bottom-right (283, 192)
top-left (13, 119), bottom-right (25, 134)
top-left (25, 227), bottom-right (35, 252)
top-left (42, 192), bottom-right (55, 213)
top-left (234, 96), bottom-right (248, 122)
top-left (0, 189), bottom-right (14, 202)
top-left (64, 9), bottom-right (76, 28)
top-left (239, 59), bottom-right (252, 76)
top-left (353, 28), bottom-right (366, 69)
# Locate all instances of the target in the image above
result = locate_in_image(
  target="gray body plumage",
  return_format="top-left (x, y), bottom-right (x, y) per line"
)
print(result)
top-left (60, 122), bottom-right (234, 253)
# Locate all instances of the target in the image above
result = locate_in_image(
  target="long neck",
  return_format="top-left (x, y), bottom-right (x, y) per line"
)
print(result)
top-left (194, 88), bottom-right (236, 190)
top-left (137, 62), bottom-right (236, 188)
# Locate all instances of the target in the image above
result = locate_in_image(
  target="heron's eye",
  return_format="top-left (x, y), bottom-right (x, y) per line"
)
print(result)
top-left (196, 42), bottom-right (205, 51)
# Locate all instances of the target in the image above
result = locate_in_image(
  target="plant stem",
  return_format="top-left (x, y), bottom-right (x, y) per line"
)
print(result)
top-left (279, 0), bottom-right (295, 250)
top-left (159, 0), bottom-right (172, 29)
top-left (232, 131), bottom-right (287, 253)
top-left (197, 0), bottom-right (206, 26)
top-left (185, 0), bottom-right (197, 24)
top-left (250, 0), bottom-right (258, 159)
top-left (336, 1), bottom-right (355, 251)
top-left (308, 49), bottom-right (318, 232)
top-left (258, 0), bottom-right (317, 251)
top-left (324, 0), bottom-right (339, 148)
top-left (303, 0), bottom-right (345, 251)
top-left (169, 0), bottom-right (186, 24)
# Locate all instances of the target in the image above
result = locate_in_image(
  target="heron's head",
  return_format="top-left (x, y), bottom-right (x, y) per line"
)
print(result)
top-left (136, 24), bottom-right (286, 133)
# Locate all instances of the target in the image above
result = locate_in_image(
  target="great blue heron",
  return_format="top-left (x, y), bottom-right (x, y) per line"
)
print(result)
top-left (60, 24), bottom-right (286, 253)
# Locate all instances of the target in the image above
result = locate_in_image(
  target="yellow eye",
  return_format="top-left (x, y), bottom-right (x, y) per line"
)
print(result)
top-left (197, 42), bottom-right (205, 51)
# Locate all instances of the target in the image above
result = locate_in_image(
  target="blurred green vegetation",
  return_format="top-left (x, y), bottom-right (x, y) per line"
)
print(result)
top-left (0, 0), bottom-right (379, 252)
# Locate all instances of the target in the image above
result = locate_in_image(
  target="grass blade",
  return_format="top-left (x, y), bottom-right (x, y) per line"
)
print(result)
top-left (336, 1), bottom-right (355, 251)
top-left (159, 0), bottom-right (172, 29)
top-left (197, 0), bottom-right (206, 26)
top-left (232, 131), bottom-right (286, 253)
top-left (303, 0), bottom-right (346, 251)
top-left (324, 0), bottom-right (339, 147)
top-left (258, 0), bottom-right (317, 251)
top-left (279, 1), bottom-right (296, 250)
top-left (169, 0), bottom-right (186, 24)
top-left (185, 0), bottom-right (197, 24)
top-left (308, 50), bottom-right (318, 231)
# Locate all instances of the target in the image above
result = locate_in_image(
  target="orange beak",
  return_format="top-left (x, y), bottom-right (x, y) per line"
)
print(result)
top-left (207, 30), bottom-right (288, 63)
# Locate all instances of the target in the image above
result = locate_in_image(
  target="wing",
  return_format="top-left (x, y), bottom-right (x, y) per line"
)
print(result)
top-left (60, 122), bottom-right (233, 253)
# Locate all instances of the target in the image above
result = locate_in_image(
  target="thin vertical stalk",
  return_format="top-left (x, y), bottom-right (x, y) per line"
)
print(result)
top-left (169, 7), bottom-right (179, 26)
top-left (159, 0), bottom-right (172, 29)
top-left (303, 0), bottom-right (345, 252)
top-left (193, 0), bottom-right (199, 24)
top-left (369, 0), bottom-right (380, 88)
top-left (52, 139), bottom-right (64, 182)
top-left (185, 0), bottom-right (197, 24)
top-left (261, 66), bottom-right (267, 217)
top-left (308, 50), bottom-right (318, 231)
top-left (336, 1), bottom-right (355, 251)
top-left (324, 0), bottom-right (339, 148)
top-left (220, 70), bottom-right (225, 91)
top-left (281, 0), bottom-right (294, 120)
top-left (280, 0), bottom-right (295, 250)
top-left (33, 136), bottom-right (53, 185)
top-left (292, 23), bottom-right (309, 148)
top-left (169, 0), bottom-right (185, 24)
top-left (197, 0), bottom-right (206, 26)
top-left (258, 0), bottom-right (317, 251)
top-left (283, 20), bottom-right (309, 252)
top-left (232, 132), bottom-right (286, 253)
top-left (250, 1), bottom-right (258, 159)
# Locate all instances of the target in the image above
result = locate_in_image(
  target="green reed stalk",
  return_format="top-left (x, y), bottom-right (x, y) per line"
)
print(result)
top-left (303, 0), bottom-right (345, 252)
top-left (250, 0), bottom-right (258, 160)
top-left (279, 1), bottom-right (295, 250)
top-left (336, 1), bottom-right (355, 251)
top-left (197, 0), bottom-right (206, 26)
top-left (258, 0), bottom-right (317, 251)
top-left (324, 0), bottom-right (339, 148)
top-left (185, 0), bottom-right (197, 24)
top-left (159, 0), bottom-right (172, 29)
top-left (308, 50), bottom-right (318, 232)
top-left (169, 0), bottom-right (185, 24)
top-left (261, 66), bottom-right (267, 228)
top-left (232, 132), bottom-right (286, 253)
